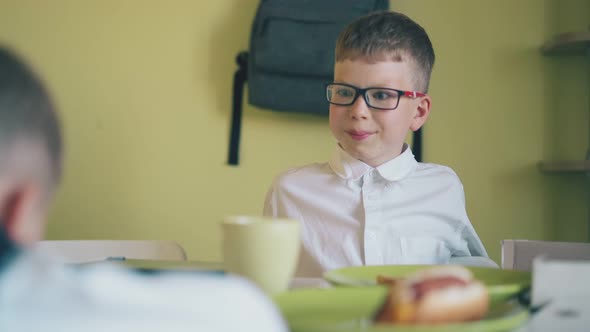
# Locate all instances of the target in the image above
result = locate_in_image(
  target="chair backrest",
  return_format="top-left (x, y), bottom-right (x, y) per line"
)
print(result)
top-left (35, 240), bottom-right (187, 263)
top-left (502, 239), bottom-right (590, 271)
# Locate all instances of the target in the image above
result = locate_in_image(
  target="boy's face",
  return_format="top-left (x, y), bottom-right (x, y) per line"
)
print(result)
top-left (329, 59), bottom-right (431, 167)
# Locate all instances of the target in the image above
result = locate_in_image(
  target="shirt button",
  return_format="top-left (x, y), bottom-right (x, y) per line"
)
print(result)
top-left (366, 231), bottom-right (377, 240)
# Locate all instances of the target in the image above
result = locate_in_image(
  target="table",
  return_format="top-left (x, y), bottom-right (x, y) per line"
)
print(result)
top-left (84, 259), bottom-right (588, 331)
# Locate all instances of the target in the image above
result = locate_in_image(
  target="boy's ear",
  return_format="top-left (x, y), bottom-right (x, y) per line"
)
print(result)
top-left (0, 183), bottom-right (44, 247)
top-left (410, 95), bottom-right (432, 132)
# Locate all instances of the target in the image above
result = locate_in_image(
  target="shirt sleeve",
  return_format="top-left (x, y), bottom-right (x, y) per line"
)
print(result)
top-left (263, 184), bottom-right (278, 217)
top-left (458, 222), bottom-right (489, 257)
top-left (446, 169), bottom-right (494, 262)
top-left (263, 171), bottom-right (302, 219)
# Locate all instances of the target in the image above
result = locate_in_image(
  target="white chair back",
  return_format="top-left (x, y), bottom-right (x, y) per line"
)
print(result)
top-left (502, 239), bottom-right (590, 271)
top-left (35, 240), bottom-right (187, 263)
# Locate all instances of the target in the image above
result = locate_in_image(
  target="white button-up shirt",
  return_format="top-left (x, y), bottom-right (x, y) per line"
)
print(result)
top-left (0, 250), bottom-right (287, 332)
top-left (264, 145), bottom-right (495, 278)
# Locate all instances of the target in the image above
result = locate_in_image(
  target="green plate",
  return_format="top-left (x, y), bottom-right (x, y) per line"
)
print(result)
top-left (323, 265), bottom-right (531, 302)
top-left (275, 286), bottom-right (528, 332)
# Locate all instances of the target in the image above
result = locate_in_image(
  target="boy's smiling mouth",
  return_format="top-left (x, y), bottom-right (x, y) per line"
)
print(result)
top-left (346, 129), bottom-right (375, 140)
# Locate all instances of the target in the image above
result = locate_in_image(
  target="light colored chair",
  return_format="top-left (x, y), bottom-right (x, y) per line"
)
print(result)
top-left (35, 240), bottom-right (187, 263)
top-left (501, 239), bottom-right (590, 271)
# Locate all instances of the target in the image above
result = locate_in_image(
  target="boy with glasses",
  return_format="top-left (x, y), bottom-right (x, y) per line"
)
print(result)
top-left (264, 11), bottom-right (496, 278)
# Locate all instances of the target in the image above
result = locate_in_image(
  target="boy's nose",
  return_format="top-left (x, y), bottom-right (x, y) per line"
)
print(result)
top-left (349, 95), bottom-right (370, 120)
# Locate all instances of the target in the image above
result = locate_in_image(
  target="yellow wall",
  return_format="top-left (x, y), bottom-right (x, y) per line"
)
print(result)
top-left (0, 0), bottom-right (587, 264)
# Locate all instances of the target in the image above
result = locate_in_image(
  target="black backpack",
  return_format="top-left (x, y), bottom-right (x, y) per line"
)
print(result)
top-left (228, 0), bottom-right (396, 165)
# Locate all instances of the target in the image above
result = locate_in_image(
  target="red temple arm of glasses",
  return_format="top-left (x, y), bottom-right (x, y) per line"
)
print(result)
top-left (403, 91), bottom-right (427, 98)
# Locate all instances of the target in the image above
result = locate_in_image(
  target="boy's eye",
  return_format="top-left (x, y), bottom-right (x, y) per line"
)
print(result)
top-left (336, 88), bottom-right (354, 98)
top-left (370, 90), bottom-right (395, 100)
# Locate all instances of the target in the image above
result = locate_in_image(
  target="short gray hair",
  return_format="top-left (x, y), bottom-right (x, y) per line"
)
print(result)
top-left (0, 47), bottom-right (62, 185)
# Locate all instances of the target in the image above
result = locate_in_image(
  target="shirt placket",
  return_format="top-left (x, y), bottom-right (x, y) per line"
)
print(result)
top-left (362, 170), bottom-right (383, 265)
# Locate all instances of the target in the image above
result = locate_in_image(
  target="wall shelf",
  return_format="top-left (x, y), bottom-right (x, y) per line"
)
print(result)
top-left (540, 29), bottom-right (590, 241)
top-left (538, 160), bottom-right (590, 173)
top-left (541, 31), bottom-right (590, 55)
top-left (539, 30), bottom-right (590, 175)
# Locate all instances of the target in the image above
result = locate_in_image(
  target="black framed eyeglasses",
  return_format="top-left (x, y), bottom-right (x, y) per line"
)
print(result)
top-left (325, 83), bottom-right (427, 111)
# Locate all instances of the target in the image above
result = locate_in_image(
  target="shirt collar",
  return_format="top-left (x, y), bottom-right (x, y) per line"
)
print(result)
top-left (328, 144), bottom-right (418, 182)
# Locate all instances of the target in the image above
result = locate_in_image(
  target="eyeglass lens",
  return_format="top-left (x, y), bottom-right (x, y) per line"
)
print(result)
top-left (326, 84), bottom-right (400, 109)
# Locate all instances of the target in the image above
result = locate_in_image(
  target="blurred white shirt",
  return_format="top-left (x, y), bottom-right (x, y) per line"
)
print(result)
top-left (264, 144), bottom-right (496, 278)
top-left (0, 250), bottom-right (287, 332)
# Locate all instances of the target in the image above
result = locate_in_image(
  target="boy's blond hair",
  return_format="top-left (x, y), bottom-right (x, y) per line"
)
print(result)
top-left (335, 11), bottom-right (435, 93)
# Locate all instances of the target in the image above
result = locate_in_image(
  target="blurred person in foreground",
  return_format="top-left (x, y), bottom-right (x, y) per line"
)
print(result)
top-left (0, 47), bottom-right (287, 332)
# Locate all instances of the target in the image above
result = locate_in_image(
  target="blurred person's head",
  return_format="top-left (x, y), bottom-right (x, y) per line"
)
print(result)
top-left (0, 47), bottom-right (62, 250)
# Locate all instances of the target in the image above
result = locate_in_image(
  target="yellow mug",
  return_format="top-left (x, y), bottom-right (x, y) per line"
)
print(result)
top-left (222, 216), bottom-right (300, 295)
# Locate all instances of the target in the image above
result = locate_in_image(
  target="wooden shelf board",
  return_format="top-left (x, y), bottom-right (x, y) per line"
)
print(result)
top-left (541, 31), bottom-right (590, 55)
top-left (538, 160), bottom-right (590, 173)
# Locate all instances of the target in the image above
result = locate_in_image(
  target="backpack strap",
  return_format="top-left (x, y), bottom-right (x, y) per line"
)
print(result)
top-left (413, 129), bottom-right (423, 162)
top-left (227, 52), bottom-right (249, 166)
